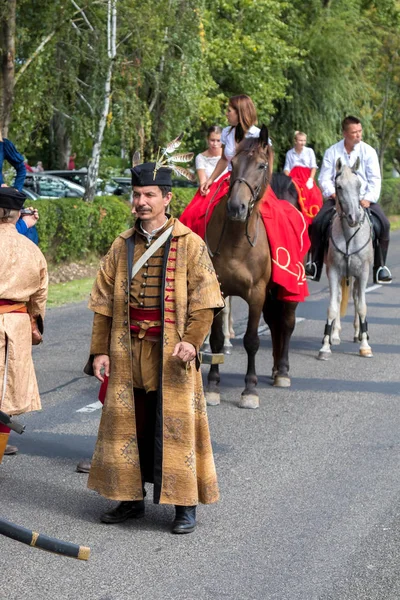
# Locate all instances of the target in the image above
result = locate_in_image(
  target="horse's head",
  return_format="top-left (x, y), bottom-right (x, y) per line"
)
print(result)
top-left (335, 157), bottom-right (362, 227)
top-left (227, 124), bottom-right (271, 221)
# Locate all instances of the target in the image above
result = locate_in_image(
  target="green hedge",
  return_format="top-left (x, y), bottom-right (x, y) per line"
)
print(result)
top-left (35, 187), bottom-right (196, 264)
top-left (36, 196), bottom-right (131, 263)
top-left (380, 178), bottom-right (400, 216)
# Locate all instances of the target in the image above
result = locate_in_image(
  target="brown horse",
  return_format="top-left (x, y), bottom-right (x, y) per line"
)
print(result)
top-left (205, 125), bottom-right (300, 408)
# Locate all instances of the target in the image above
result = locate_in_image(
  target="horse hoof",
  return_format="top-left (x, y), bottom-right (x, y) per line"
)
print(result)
top-left (239, 394), bottom-right (259, 409)
top-left (359, 349), bottom-right (373, 358)
top-left (273, 376), bottom-right (291, 388)
top-left (206, 392), bottom-right (220, 406)
top-left (331, 337), bottom-right (341, 346)
top-left (318, 351), bottom-right (331, 361)
top-left (271, 369), bottom-right (278, 380)
top-left (353, 336), bottom-right (359, 343)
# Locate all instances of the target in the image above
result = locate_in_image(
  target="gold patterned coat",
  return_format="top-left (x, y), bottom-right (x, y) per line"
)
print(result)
top-left (0, 224), bottom-right (48, 415)
top-left (86, 218), bottom-right (224, 505)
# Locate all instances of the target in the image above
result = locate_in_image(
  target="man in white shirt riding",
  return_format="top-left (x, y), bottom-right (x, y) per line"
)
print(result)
top-left (306, 116), bottom-right (392, 284)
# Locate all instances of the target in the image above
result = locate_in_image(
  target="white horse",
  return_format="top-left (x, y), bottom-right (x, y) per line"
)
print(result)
top-left (318, 158), bottom-right (374, 360)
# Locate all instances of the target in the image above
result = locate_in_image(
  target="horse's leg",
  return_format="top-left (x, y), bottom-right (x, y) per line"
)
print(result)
top-left (222, 297), bottom-right (232, 354)
top-left (203, 332), bottom-right (211, 353)
top-left (205, 310), bottom-right (224, 406)
top-left (353, 280), bottom-right (360, 343)
top-left (356, 271), bottom-right (373, 358)
top-left (272, 300), bottom-right (297, 387)
top-left (331, 281), bottom-right (342, 345)
top-left (263, 289), bottom-right (280, 379)
top-left (318, 267), bottom-right (340, 360)
top-left (240, 294), bottom-right (264, 409)
top-left (229, 299), bottom-right (235, 338)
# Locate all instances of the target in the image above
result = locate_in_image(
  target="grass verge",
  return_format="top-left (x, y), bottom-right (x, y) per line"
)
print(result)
top-left (47, 277), bottom-right (94, 308)
top-left (389, 215), bottom-right (400, 231)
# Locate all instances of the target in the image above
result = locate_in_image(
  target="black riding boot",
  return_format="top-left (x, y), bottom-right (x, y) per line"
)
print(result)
top-left (373, 239), bottom-right (392, 284)
top-left (171, 505), bottom-right (196, 534)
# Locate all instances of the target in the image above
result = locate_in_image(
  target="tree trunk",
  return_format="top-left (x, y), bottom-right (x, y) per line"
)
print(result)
top-left (0, 0), bottom-right (16, 136)
top-left (50, 111), bottom-right (72, 169)
top-left (84, 0), bottom-right (117, 202)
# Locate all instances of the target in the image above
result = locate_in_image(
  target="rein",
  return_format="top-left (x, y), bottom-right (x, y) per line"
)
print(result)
top-left (329, 208), bottom-right (372, 285)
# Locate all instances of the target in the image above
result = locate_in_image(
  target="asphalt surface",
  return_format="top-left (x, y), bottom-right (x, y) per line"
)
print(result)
top-left (0, 232), bottom-right (399, 600)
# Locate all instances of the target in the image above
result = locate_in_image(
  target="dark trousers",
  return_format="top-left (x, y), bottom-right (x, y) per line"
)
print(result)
top-left (134, 388), bottom-right (157, 484)
top-left (310, 198), bottom-right (391, 275)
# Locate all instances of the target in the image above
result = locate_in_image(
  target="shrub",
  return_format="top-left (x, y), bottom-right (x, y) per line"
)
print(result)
top-left (380, 179), bottom-right (400, 216)
top-left (35, 196), bottom-right (131, 263)
top-left (34, 186), bottom-right (197, 264)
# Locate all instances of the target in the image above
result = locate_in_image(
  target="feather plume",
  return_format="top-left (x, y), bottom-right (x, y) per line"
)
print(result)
top-left (170, 165), bottom-right (197, 182)
top-left (168, 152), bottom-right (194, 164)
top-left (132, 151), bottom-right (141, 167)
top-left (164, 132), bottom-right (184, 155)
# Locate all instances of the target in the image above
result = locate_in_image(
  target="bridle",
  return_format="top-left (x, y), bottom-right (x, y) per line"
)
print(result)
top-left (330, 176), bottom-right (373, 284)
top-left (205, 148), bottom-right (269, 257)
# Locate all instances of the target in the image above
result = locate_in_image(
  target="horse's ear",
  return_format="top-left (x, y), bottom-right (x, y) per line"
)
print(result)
top-left (352, 157), bottom-right (360, 173)
top-left (259, 124), bottom-right (269, 149)
top-left (336, 158), bottom-right (343, 173)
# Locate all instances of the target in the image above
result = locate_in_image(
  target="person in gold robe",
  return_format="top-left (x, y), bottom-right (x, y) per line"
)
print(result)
top-left (0, 188), bottom-right (48, 461)
top-left (84, 162), bottom-right (224, 534)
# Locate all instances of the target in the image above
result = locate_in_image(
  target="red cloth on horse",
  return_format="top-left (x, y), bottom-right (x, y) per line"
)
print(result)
top-left (180, 173), bottom-right (310, 302)
top-left (259, 186), bottom-right (310, 302)
top-left (289, 166), bottom-right (323, 225)
top-left (179, 173), bottom-right (230, 239)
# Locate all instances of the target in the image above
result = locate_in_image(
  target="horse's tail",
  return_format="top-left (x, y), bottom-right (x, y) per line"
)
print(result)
top-left (340, 277), bottom-right (352, 318)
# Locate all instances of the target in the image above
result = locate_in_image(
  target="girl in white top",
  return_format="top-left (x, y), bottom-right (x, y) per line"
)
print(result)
top-left (200, 94), bottom-right (271, 196)
top-left (283, 131), bottom-right (318, 189)
top-left (195, 126), bottom-right (228, 185)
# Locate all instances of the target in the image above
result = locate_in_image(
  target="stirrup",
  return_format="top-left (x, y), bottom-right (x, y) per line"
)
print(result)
top-left (305, 261), bottom-right (318, 280)
top-left (375, 266), bottom-right (392, 284)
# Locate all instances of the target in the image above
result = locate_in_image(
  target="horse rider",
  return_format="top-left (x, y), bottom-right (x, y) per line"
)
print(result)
top-left (84, 161), bottom-right (224, 534)
top-left (306, 115), bottom-right (392, 284)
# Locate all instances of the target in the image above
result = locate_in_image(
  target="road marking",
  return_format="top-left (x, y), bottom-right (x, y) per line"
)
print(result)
top-left (236, 317), bottom-right (305, 339)
top-left (366, 284), bottom-right (382, 293)
top-left (76, 400), bottom-right (102, 413)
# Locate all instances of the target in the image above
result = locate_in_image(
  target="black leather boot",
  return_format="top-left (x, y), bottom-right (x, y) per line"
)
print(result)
top-left (100, 500), bottom-right (145, 524)
top-left (171, 505), bottom-right (196, 534)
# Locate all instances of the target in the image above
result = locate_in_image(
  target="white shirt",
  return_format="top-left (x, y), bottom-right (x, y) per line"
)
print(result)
top-left (195, 153), bottom-right (228, 180)
top-left (284, 147), bottom-right (317, 172)
top-left (318, 139), bottom-right (381, 202)
top-left (221, 125), bottom-right (261, 171)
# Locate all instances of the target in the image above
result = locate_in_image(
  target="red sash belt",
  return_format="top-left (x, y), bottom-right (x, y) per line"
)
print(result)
top-left (0, 300), bottom-right (28, 314)
top-left (129, 307), bottom-right (162, 337)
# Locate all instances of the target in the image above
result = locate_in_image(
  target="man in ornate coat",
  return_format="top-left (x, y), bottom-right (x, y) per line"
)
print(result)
top-left (0, 187), bottom-right (48, 460)
top-left (85, 162), bottom-right (224, 534)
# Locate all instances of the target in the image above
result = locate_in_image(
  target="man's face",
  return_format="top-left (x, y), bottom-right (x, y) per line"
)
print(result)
top-left (343, 123), bottom-right (363, 147)
top-left (132, 185), bottom-right (171, 221)
top-left (294, 135), bottom-right (307, 151)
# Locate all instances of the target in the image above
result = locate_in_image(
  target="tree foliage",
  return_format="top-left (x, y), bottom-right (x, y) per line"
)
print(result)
top-left (1, 0), bottom-right (400, 174)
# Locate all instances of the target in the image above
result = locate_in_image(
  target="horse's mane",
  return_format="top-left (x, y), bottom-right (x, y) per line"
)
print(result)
top-left (236, 136), bottom-right (266, 155)
top-left (270, 173), bottom-right (299, 208)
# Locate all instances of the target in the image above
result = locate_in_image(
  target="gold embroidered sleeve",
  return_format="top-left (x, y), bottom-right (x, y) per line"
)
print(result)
top-left (182, 308), bottom-right (214, 352)
top-left (90, 313), bottom-right (112, 355)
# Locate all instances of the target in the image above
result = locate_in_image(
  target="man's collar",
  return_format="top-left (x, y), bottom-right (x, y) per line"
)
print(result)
top-left (135, 214), bottom-right (173, 240)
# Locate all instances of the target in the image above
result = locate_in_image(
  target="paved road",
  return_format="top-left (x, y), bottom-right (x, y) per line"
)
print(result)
top-left (1, 232), bottom-right (399, 600)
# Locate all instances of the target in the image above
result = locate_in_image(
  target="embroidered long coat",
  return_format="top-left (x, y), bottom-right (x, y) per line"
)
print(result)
top-left (86, 219), bottom-right (224, 505)
top-left (0, 224), bottom-right (48, 415)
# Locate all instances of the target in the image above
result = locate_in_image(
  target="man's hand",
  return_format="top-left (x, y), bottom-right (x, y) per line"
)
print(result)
top-left (360, 199), bottom-right (371, 208)
top-left (172, 342), bottom-right (196, 363)
top-left (93, 354), bottom-right (110, 382)
top-left (22, 207), bottom-right (39, 228)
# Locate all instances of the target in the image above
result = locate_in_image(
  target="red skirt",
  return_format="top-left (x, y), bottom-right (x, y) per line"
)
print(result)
top-left (289, 166), bottom-right (323, 225)
top-left (179, 173), bottom-right (231, 239)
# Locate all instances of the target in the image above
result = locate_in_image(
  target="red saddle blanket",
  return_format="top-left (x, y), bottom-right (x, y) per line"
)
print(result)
top-left (289, 166), bottom-right (323, 225)
top-left (179, 174), bottom-right (310, 302)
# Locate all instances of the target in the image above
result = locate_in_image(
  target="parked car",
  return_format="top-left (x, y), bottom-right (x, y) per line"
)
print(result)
top-left (42, 170), bottom-right (125, 196)
top-left (22, 187), bottom-right (41, 202)
top-left (24, 173), bottom-right (85, 199)
top-left (42, 169), bottom-right (88, 187)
